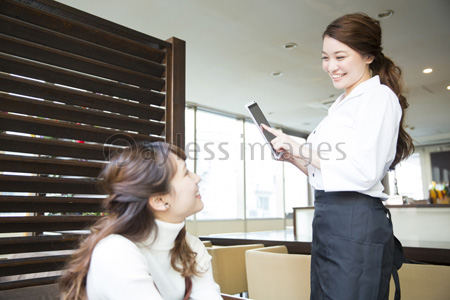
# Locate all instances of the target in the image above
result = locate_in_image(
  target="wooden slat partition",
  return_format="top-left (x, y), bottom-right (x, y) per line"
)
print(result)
top-left (0, 0), bottom-right (185, 291)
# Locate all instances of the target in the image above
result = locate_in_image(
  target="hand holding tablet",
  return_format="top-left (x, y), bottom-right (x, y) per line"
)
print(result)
top-left (245, 101), bottom-right (285, 160)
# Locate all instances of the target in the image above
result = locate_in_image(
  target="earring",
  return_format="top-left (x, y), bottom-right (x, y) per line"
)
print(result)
top-left (164, 203), bottom-right (170, 208)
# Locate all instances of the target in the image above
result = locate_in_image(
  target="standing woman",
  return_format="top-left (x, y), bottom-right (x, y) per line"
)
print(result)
top-left (262, 13), bottom-right (414, 300)
top-left (60, 142), bottom-right (222, 300)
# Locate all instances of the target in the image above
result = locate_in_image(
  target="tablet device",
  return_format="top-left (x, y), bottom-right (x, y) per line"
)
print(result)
top-left (245, 101), bottom-right (284, 160)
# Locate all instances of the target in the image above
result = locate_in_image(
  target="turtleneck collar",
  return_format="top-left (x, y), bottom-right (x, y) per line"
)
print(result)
top-left (139, 219), bottom-right (185, 250)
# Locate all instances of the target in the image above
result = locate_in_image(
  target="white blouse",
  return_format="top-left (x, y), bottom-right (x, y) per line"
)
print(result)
top-left (307, 76), bottom-right (401, 199)
top-left (86, 219), bottom-right (221, 300)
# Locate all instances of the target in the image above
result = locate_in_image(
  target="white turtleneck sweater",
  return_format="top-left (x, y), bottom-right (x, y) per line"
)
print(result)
top-left (86, 219), bottom-right (221, 300)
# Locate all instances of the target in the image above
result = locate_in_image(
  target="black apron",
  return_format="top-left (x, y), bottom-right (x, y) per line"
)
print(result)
top-left (310, 190), bottom-right (402, 300)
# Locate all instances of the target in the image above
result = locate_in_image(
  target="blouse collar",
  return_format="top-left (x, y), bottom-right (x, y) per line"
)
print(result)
top-left (329, 75), bottom-right (381, 113)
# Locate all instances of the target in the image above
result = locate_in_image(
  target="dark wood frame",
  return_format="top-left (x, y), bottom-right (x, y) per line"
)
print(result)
top-left (0, 0), bottom-right (185, 291)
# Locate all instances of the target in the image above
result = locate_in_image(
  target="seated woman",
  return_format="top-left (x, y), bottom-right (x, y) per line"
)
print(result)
top-left (60, 142), bottom-right (222, 300)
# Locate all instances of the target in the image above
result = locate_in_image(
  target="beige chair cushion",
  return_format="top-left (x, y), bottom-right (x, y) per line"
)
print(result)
top-left (207, 244), bottom-right (264, 295)
top-left (202, 240), bottom-right (213, 247)
top-left (389, 263), bottom-right (450, 300)
top-left (246, 245), bottom-right (310, 300)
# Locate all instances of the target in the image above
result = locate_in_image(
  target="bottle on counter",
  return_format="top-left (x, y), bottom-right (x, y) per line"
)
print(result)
top-left (429, 181), bottom-right (437, 204)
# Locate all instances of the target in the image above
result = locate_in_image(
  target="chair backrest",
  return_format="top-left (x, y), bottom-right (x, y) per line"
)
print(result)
top-left (0, 0), bottom-right (185, 292)
top-left (389, 263), bottom-right (450, 300)
top-left (202, 240), bottom-right (213, 247)
top-left (221, 293), bottom-right (253, 300)
top-left (206, 244), bottom-right (264, 295)
top-left (246, 245), bottom-right (311, 300)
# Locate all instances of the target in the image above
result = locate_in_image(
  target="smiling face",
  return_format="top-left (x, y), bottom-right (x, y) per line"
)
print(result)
top-left (322, 36), bottom-right (374, 97)
top-left (157, 154), bottom-right (204, 223)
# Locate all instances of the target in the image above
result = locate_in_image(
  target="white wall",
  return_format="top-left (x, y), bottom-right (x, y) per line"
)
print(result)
top-left (186, 218), bottom-right (293, 236)
top-left (295, 206), bottom-right (450, 244)
top-left (389, 206), bottom-right (450, 243)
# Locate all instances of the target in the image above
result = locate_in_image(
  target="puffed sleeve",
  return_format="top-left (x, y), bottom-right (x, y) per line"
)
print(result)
top-left (87, 235), bottom-right (164, 300)
top-left (320, 86), bottom-right (401, 191)
top-left (186, 234), bottom-right (222, 300)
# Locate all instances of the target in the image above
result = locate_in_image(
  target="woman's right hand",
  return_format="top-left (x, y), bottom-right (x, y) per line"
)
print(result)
top-left (261, 124), bottom-right (301, 161)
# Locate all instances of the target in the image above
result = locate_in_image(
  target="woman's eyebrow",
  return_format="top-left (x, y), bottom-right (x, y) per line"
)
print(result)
top-left (322, 50), bottom-right (347, 55)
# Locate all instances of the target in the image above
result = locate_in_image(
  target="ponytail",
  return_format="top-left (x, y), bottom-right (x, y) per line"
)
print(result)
top-left (370, 53), bottom-right (415, 169)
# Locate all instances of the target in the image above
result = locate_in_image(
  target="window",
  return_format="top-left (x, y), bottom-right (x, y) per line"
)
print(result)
top-left (185, 107), bottom-right (195, 172)
top-left (185, 107), bottom-right (196, 220)
top-left (194, 110), bottom-right (244, 219)
top-left (244, 121), bottom-right (284, 218)
top-left (283, 136), bottom-right (309, 215)
top-left (185, 105), bottom-right (309, 220)
top-left (389, 153), bottom-right (425, 200)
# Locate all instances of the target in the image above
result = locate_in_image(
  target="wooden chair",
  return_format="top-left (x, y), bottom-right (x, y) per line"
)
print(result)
top-left (245, 245), bottom-right (311, 300)
top-left (389, 262), bottom-right (450, 299)
top-left (206, 244), bottom-right (264, 295)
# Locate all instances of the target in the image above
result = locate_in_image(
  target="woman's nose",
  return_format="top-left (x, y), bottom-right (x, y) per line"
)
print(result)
top-left (327, 59), bottom-right (338, 73)
top-left (193, 172), bottom-right (201, 183)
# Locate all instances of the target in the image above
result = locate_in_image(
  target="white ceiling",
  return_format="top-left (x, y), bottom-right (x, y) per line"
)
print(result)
top-left (57, 0), bottom-right (450, 146)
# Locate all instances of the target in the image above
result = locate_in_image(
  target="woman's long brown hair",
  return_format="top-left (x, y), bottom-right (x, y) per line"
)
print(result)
top-left (60, 142), bottom-right (199, 300)
top-left (323, 13), bottom-right (415, 169)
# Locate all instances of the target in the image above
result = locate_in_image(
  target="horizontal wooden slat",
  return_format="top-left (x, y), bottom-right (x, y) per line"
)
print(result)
top-left (23, 0), bottom-right (171, 50)
top-left (0, 113), bottom-right (164, 145)
top-left (0, 13), bottom-right (166, 77)
top-left (0, 196), bottom-right (104, 213)
top-left (0, 52), bottom-right (166, 103)
top-left (0, 33), bottom-right (165, 87)
top-left (0, 94), bottom-right (166, 136)
top-left (1, 0), bottom-right (168, 62)
top-left (0, 73), bottom-right (166, 121)
top-left (0, 276), bottom-right (59, 291)
top-left (0, 133), bottom-right (108, 160)
top-left (0, 154), bottom-right (104, 177)
top-left (0, 255), bottom-right (69, 277)
top-left (0, 216), bottom-right (99, 233)
top-left (0, 175), bottom-right (100, 195)
top-left (0, 234), bottom-right (85, 255)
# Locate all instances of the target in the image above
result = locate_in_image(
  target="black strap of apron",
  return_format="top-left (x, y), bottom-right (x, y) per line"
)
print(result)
top-left (386, 208), bottom-right (403, 300)
top-left (392, 266), bottom-right (401, 300)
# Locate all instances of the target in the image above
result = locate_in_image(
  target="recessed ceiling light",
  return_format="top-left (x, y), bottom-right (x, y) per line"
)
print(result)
top-left (283, 42), bottom-right (297, 49)
top-left (447, 85), bottom-right (450, 90)
top-left (423, 68), bottom-right (433, 74)
top-left (271, 71), bottom-right (283, 77)
top-left (378, 10), bottom-right (394, 19)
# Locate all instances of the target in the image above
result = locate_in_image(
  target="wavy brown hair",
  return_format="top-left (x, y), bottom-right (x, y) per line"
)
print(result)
top-left (323, 13), bottom-right (414, 169)
top-left (60, 142), bottom-right (199, 300)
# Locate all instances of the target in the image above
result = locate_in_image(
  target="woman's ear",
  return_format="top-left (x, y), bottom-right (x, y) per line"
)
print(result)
top-left (366, 55), bottom-right (374, 64)
top-left (148, 195), bottom-right (169, 211)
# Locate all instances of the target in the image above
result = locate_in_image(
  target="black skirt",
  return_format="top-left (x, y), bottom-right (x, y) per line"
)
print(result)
top-left (310, 190), bottom-right (396, 300)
